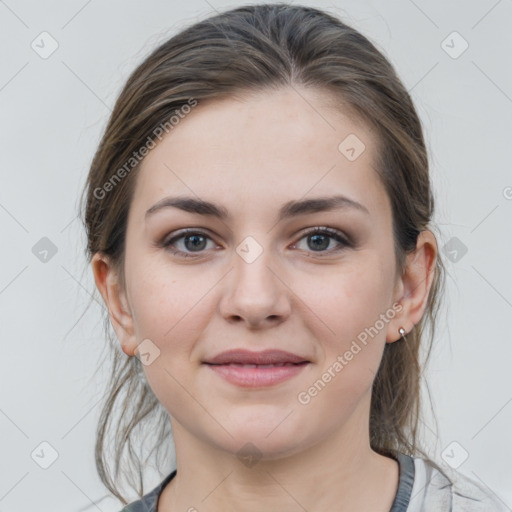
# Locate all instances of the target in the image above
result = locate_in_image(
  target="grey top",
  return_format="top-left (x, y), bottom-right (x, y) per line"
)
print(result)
top-left (407, 455), bottom-right (509, 511)
top-left (119, 453), bottom-right (508, 511)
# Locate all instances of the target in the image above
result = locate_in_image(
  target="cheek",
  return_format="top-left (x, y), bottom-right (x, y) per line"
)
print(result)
top-left (296, 256), bottom-right (393, 398)
top-left (295, 271), bottom-right (389, 423)
top-left (125, 274), bottom-right (214, 422)
top-left (301, 257), bottom-right (391, 344)
top-left (129, 262), bottom-right (216, 420)
top-left (128, 256), bottom-right (208, 342)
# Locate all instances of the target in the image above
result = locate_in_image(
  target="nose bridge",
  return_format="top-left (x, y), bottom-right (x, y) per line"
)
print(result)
top-left (219, 232), bottom-right (290, 325)
top-left (232, 233), bottom-right (280, 296)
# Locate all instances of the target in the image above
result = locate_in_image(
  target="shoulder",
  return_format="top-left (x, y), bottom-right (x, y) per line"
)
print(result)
top-left (117, 469), bottom-right (177, 512)
top-left (409, 456), bottom-right (509, 511)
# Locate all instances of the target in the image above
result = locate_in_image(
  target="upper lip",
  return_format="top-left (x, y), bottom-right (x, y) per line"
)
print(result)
top-left (203, 349), bottom-right (309, 365)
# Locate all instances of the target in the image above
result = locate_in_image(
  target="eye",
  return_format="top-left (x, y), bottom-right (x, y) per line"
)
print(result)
top-left (291, 227), bottom-right (351, 256)
top-left (162, 229), bottom-right (218, 258)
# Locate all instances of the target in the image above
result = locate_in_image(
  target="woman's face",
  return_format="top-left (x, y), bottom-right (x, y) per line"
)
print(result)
top-left (110, 86), bottom-right (408, 458)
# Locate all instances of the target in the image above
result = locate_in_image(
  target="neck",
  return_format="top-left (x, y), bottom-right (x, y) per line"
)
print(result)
top-left (158, 398), bottom-right (400, 511)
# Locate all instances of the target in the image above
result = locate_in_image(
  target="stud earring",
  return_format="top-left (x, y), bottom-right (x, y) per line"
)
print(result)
top-left (398, 327), bottom-right (406, 340)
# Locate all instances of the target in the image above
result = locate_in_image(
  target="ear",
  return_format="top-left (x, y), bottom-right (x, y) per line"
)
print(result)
top-left (91, 253), bottom-right (137, 356)
top-left (386, 229), bottom-right (438, 343)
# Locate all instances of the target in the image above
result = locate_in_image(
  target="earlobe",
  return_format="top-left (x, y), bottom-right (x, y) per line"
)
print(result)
top-left (386, 230), bottom-right (438, 343)
top-left (91, 253), bottom-right (137, 356)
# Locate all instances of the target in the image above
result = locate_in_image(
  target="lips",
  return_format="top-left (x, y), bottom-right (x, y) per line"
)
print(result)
top-left (203, 349), bottom-right (309, 366)
top-left (203, 349), bottom-right (310, 387)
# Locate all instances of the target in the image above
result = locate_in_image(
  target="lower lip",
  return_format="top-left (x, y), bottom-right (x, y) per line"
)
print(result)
top-left (205, 362), bottom-right (309, 387)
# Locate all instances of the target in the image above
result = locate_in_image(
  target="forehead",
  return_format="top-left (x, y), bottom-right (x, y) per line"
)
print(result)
top-left (131, 86), bottom-right (389, 222)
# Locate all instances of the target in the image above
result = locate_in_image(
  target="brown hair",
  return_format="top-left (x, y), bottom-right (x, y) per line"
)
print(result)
top-left (80, 2), bottom-right (447, 503)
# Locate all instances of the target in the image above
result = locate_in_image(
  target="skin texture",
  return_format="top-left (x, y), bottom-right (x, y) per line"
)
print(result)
top-left (92, 86), bottom-right (437, 511)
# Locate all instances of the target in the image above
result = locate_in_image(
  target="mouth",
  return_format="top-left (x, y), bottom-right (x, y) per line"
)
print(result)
top-left (203, 348), bottom-right (309, 365)
top-left (202, 349), bottom-right (311, 387)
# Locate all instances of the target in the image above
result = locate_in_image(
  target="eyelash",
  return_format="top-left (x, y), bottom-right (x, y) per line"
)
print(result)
top-left (161, 227), bottom-right (352, 259)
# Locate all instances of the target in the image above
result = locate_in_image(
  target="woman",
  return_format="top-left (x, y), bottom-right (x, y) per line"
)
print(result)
top-left (81, 3), bottom-right (507, 511)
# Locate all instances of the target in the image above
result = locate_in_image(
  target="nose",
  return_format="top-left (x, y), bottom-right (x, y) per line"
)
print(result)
top-left (218, 245), bottom-right (291, 330)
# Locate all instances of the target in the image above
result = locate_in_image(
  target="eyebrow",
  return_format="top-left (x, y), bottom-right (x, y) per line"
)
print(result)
top-left (145, 194), bottom-right (370, 223)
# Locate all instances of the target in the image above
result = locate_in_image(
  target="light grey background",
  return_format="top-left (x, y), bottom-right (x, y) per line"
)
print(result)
top-left (1, 0), bottom-right (511, 510)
